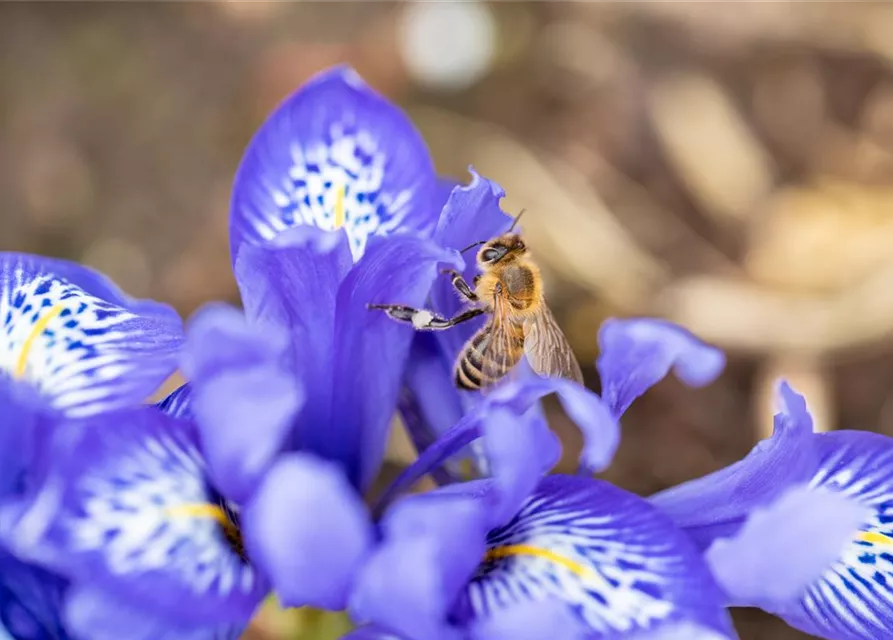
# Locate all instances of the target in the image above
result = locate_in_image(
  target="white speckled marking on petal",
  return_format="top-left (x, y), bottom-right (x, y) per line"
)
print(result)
top-left (456, 476), bottom-right (727, 637)
top-left (781, 433), bottom-right (893, 638)
top-left (67, 426), bottom-right (256, 601)
top-left (0, 264), bottom-right (178, 417)
top-left (259, 124), bottom-right (413, 261)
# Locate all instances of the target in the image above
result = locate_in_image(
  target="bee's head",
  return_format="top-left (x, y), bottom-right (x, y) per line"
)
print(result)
top-left (477, 233), bottom-right (526, 266)
top-left (460, 209), bottom-right (528, 267)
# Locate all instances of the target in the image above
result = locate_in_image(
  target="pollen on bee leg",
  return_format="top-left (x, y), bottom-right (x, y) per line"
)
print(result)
top-left (412, 310), bottom-right (434, 329)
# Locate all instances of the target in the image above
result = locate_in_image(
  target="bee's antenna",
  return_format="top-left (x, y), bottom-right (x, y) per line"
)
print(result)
top-left (508, 208), bottom-right (526, 233)
top-left (460, 240), bottom-right (486, 254)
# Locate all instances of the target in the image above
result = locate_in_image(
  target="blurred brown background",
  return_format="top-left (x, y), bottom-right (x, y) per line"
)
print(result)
top-left (7, 2), bottom-right (893, 638)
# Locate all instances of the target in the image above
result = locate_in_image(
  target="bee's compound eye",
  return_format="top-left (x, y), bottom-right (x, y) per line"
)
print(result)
top-left (482, 248), bottom-right (499, 261)
top-left (514, 240), bottom-right (525, 250)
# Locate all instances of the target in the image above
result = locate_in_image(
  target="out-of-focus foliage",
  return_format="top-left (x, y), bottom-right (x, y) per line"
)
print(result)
top-left (6, 2), bottom-right (893, 638)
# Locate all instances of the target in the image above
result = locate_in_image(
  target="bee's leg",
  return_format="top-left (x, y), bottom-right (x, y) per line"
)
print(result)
top-left (441, 269), bottom-right (479, 302)
top-left (368, 305), bottom-right (484, 330)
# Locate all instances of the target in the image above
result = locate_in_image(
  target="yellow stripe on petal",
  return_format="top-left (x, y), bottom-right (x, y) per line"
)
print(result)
top-left (15, 304), bottom-right (64, 378)
top-left (165, 503), bottom-right (231, 525)
top-left (333, 183), bottom-right (346, 229)
top-left (484, 544), bottom-right (592, 578)
top-left (165, 503), bottom-right (244, 557)
top-left (858, 531), bottom-right (893, 546)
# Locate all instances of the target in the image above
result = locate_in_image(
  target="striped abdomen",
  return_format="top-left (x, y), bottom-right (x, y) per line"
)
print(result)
top-left (454, 321), bottom-right (525, 391)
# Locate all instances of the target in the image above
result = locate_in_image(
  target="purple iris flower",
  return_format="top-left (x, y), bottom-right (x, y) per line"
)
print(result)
top-left (0, 253), bottom-right (183, 640)
top-left (345, 318), bottom-right (737, 640)
top-left (91, 64), bottom-right (458, 615)
top-left (0, 405), bottom-right (266, 640)
top-left (2, 63), bottom-right (472, 636)
top-left (650, 381), bottom-right (893, 640)
top-left (211, 63), bottom-right (462, 490)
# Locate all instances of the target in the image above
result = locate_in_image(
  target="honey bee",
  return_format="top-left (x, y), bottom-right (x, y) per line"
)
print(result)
top-left (369, 213), bottom-right (583, 391)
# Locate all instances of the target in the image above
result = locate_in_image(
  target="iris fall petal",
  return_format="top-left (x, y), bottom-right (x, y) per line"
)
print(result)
top-left (0, 253), bottom-right (184, 417)
top-left (230, 65), bottom-right (439, 261)
top-left (650, 381), bottom-right (822, 548)
top-left (3, 408), bottom-right (266, 628)
top-left (361, 475), bottom-right (733, 640)
top-left (450, 475), bottom-right (734, 638)
top-left (0, 551), bottom-right (67, 640)
top-left (466, 598), bottom-right (588, 640)
top-left (64, 586), bottom-right (243, 640)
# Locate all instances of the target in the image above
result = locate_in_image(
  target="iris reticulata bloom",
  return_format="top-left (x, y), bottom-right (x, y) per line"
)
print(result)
top-left (144, 64), bottom-right (458, 613)
top-left (205, 63), bottom-right (463, 490)
top-left (2, 61), bottom-right (852, 640)
top-left (2, 63), bottom-right (456, 636)
top-left (0, 253), bottom-right (184, 640)
top-left (1, 406), bottom-right (270, 640)
top-left (651, 381), bottom-right (893, 640)
top-left (230, 65), bottom-right (441, 262)
top-left (347, 318), bottom-right (737, 640)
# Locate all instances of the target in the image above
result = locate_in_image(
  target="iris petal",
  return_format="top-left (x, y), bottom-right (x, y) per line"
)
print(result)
top-left (233, 226), bottom-right (349, 454)
top-left (0, 253), bottom-right (184, 418)
top-left (450, 475), bottom-right (734, 639)
top-left (350, 489), bottom-right (491, 640)
top-left (650, 382), bottom-right (893, 639)
top-left (626, 621), bottom-right (733, 640)
top-left (241, 452), bottom-right (373, 611)
top-left (397, 333), bottom-right (465, 485)
top-left (776, 430), bottom-right (893, 639)
top-left (467, 598), bottom-right (588, 640)
top-left (157, 383), bottom-right (193, 420)
top-left (488, 376), bottom-right (618, 473)
top-left (432, 168), bottom-right (512, 255)
top-left (597, 318), bottom-right (725, 419)
top-left (705, 483), bottom-right (869, 609)
top-left (230, 65), bottom-right (438, 261)
top-left (428, 168), bottom-right (514, 359)
top-left (64, 586), bottom-right (243, 640)
top-left (372, 412), bottom-right (482, 517)
top-left (334, 235), bottom-right (461, 488)
top-left (374, 377), bottom-right (615, 516)
top-left (0, 551), bottom-right (67, 640)
top-left (482, 406), bottom-right (559, 527)
top-left (650, 381), bottom-right (822, 548)
top-left (181, 304), bottom-right (303, 504)
top-left (0, 378), bottom-right (42, 498)
top-left (339, 628), bottom-right (404, 640)
top-left (4, 408), bottom-right (266, 627)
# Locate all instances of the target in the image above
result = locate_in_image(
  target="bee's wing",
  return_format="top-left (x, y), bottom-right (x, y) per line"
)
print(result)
top-left (478, 290), bottom-right (525, 389)
top-left (522, 303), bottom-right (584, 384)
